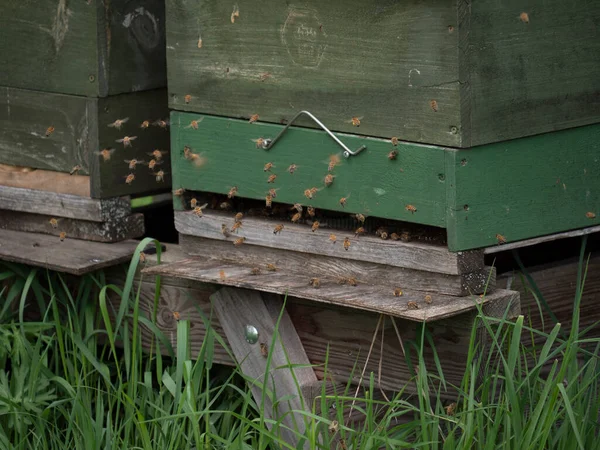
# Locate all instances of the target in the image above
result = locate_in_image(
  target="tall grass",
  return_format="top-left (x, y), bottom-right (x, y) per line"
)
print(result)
top-left (0, 237), bottom-right (598, 449)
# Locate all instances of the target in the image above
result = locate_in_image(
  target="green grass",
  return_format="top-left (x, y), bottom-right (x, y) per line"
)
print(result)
top-left (0, 237), bottom-right (598, 449)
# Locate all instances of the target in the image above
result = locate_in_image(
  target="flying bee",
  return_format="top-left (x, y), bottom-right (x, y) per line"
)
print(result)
top-left (390, 232), bottom-right (400, 241)
top-left (219, 270), bottom-right (226, 280)
top-left (339, 194), bottom-right (350, 208)
top-left (309, 278), bottom-right (321, 289)
top-left (324, 174), bottom-right (335, 186)
top-left (173, 188), bottom-right (185, 196)
top-left (108, 117), bottom-right (129, 129)
top-left (147, 159), bottom-right (162, 170)
top-left (59, 231), bottom-right (67, 241)
top-left (268, 188), bottom-right (279, 198)
top-left (329, 234), bottom-right (337, 244)
top-left (125, 159), bottom-right (142, 170)
top-left (235, 212), bottom-right (243, 222)
top-left (249, 114), bottom-right (259, 123)
top-left (291, 212), bottom-right (301, 223)
top-left (348, 116), bottom-right (363, 127)
top-left (190, 198), bottom-right (198, 208)
top-left (250, 267), bottom-right (261, 276)
top-left (228, 186), bottom-right (238, 199)
top-left (264, 162), bottom-right (274, 172)
top-left (445, 402), bottom-right (457, 416)
top-left (266, 263), bottom-right (277, 272)
top-left (172, 311), bottom-right (180, 320)
top-left (221, 224), bottom-right (230, 237)
top-left (260, 343), bottom-right (268, 357)
top-left (192, 203), bottom-right (208, 217)
top-left (407, 301), bottom-right (419, 310)
top-left (496, 233), bottom-right (506, 244)
top-left (185, 118), bottom-right (204, 129)
top-left (233, 237), bottom-right (246, 246)
top-left (327, 153), bottom-right (341, 172)
top-left (148, 149), bottom-right (168, 160)
top-left (124, 173), bottom-right (135, 184)
top-left (388, 150), bottom-right (398, 160)
top-left (273, 224), bottom-right (284, 234)
top-left (265, 194), bottom-right (273, 208)
top-left (424, 295), bottom-right (433, 304)
top-left (96, 148), bottom-right (116, 162)
top-left (292, 203), bottom-right (303, 213)
top-left (154, 170), bottom-right (166, 182)
top-left (45, 126), bottom-right (55, 137)
top-left (49, 218), bottom-right (59, 229)
top-left (153, 119), bottom-right (169, 129)
top-left (311, 221), bottom-right (320, 232)
top-left (69, 165), bottom-right (82, 175)
top-left (586, 212), bottom-right (596, 219)
top-left (287, 163), bottom-right (298, 174)
top-left (267, 174), bottom-right (277, 183)
top-left (393, 288), bottom-right (403, 297)
top-left (355, 227), bottom-right (365, 237)
top-left (231, 221), bottom-right (242, 233)
top-left (139, 252), bottom-right (146, 263)
top-left (306, 206), bottom-right (315, 217)
top-left (140, 120), bottom-right (150, 129)
top-left (116, 136), bottom-right (137, 147)
top-left (391, 136), bottom-right (399, 146)
top-left (184, 94), bottom-right (192, 104)
top-left (183, 146), bottom-right (194, 159)
top-left (343, 237), bottom-right (351, 251)
top-left (328, 420), bottom-right (339, 434)
top-left (405, 204), bottom-right (417, 214)
top-left (252, 137), bottom-right (266, 149)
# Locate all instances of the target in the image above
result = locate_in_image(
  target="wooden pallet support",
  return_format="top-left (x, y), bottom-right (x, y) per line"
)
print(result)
top-left (0, 164), bottom-right (91, 197)
top-left (211, 287), bottom-right (317, 447)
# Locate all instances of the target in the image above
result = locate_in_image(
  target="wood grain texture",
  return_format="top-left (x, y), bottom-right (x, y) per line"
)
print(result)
top-left (166, 0), bottom-right (460, 146)
top-left (142, 256), bottom-right (518, 322)
top-left (0, 229), bottom-right (141, 275)
top-left (175, 210), bottom-right (482, 275)
top-left (170, 113), bottom-right (447, 227)
top-left (461, 0), bottom-right (600, 146)
top-left (0, 164), bottom-right (90, 196)
top-left (0, 211), bottom-right (144, 243)
top-left (179, 234), bottom-right (495, 296)
top-left (212, 289), bottom-right (316, 446)
top-left (446, 125), bottom-right (600, 251)
top-left (0, 186), bottom-right (130, 222)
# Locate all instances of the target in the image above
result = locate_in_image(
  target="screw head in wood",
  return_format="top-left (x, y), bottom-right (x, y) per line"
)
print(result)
top-left (244, 325), bottom-right (259, 344)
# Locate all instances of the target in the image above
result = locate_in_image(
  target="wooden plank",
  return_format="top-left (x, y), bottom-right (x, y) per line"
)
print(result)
top-left (0, 186), bottom-right (130, 222)
top-left (170, 113), bottom-right (447, 227)
top-left (175, 210), bottom-right (482, 275)
top-left (211, 288), bottom-right (317, 446)
top-left (462, 0), bottom-right (600, 146)
top-left (0, 229), bottom-right (141, 275)
top-left (0, 87), bottom-right (95, 173)
top-left (0, 164), bottom-right (90, 196)
top-left (0, 211), bottom-right (144, 243)
top-left (166, 0), bottom-right (460, 146)
top-left (142, 256), bottom-right (518, 322)
top-left (179, 234), bottom-right (495, 296)
top-left (446, 125), bottom-right (600, 251)
top-left (92, 89), bottom-right (171, 198)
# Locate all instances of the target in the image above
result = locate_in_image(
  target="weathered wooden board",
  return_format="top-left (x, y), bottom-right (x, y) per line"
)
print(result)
top-left (462, 0), bottom-right (600, 146)
top-left (0, 229), bottom-right (141, 275)
top-left (446, 124), bottom-right (600, 251)
top-left (0, 0), bottom-right (166, 96)
top-left (179, 234), bottom-right (495, 296)
top-left (142, 256), bottom-right (518, 322)
top-left (0, 211), bottom-right (144, 243)
top-left (0, 164), bottom-right (90, 197)
top-left (170, 113), bottom-right (447, 227)
top-left (175, 210), bottom-right (482, 275)
top-left (0, 87), bottom-right (171, 198)
top-left (166, 0), bottom-right (460, 147)
top-left (0, 186), bottom-right (130, 222)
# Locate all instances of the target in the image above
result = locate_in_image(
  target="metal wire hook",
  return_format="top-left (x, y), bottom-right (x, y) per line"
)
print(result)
top-left (260, 110), bottom-right (367, 158)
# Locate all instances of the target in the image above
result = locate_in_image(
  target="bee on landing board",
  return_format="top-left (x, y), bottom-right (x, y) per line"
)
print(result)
top-left (49, 218), bottom-right (59, 229)
top-left (424, 295), bottom-right (433, 304)
top-left (250, 267), bottom-right (261, 275)
top-left (393, 288), bottom-right (403, 297)
top-left (59, 231), bottom-right (67, 241)
top-left (407, 301), bottom-right (419, 310)
top-left (108, 117), bottom-right (129, 129)
top-left (192, 203), bottom-right (208, 217)
top-left (220, 201), bottom-right (232, 210)
top-left (116, 136), bottom-right (137, 148)
top-left (266, 263), bottom-right (277, 272)
top-left (311, 221), bottom-right (320, 232)
top-left (291, 212), bottom-right (301, 223)
top-left (390, 232), bottom-right (400, 241)
top-left (233, 237), bottom-right (246, 246)
top-left (230, 221), bottom-right (242, 233)
top-left (273, 224), bottom-right (284, 234)
top-left (221, 224), bottom-right (231, 237)
top-left (96, 148), bottom-right (116, 162)
top-left (309, 278), bottom-right (320, 289)
top-left (219, 270), bottom-right (226, 280)
top-left (235, 212), bottom-right (243, 222)
top-left (343, 237), bottom-right (351, 251)
top-left (354, 227), bottom-right (365, 237)
top-left (329, 234), bottom-right (337, 244)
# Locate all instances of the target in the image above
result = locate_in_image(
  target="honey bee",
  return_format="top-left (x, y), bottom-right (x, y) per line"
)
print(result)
top-left (183, 146), bottom-right (194, 159)
top-left (393, 288), bottom-right (403, 297)
top-left (153, 119), bottom-right (169, 129)
top-left (233, 237), bottom-right (246, 246)
top-left (49, 218), bottom-right (59, 229)
top-left (348, 116), bottom-right (363, 127)
top-left (292, 203), bottom-right (303, 213)
top-left (173, 188), bottom-right (185, 196)
top-left (306, 206), bottom-right (315, 217)
top-left (250, 267), bottom-right (261, 275)
top-left (124, 174), bottom-right (135, 184)
top-left (228, 186), bottom-right (238, 199)
top-left (140, 120), bottom-right (150, 129)
top-left (311, 221), bottom-right (320, 232)
top-left (400, 231), bottom-right (411, 242)
top-left (198, 37), bottom-right (203, 48)
top-left (429, 100), bottom-right (438, 112)
top-left (125, 159), bottom-right (141, 170)
top-left (231, 221), bottom-right (242, 233)
top-left (328, 420), bottom-right (339, 434)
top-left (407, 301), bottom-right (419, 310)
top-left (148, 149), bottom-right (167, 160)
top-left (268, 188), bottom-right (279, 198)
top-left (329, 234), bottom-right (337, 244)
top-left (343, 237), bottom-right (351, 251)
top-left (287, 163), bottom-right (298, 174)
top-left (147, 159), bottom-right (162, 170)
top-left (259, 72), bottom-right (271, 81)
top-left (291, 212), bottom-right (302, 223)
top-left (221, 224), bottom-right (230, 237)
top-left (267, 174), bottom-right (277, 183)
top-left (264, 162), bottom-right (274, 172)
top-left (390, 136), bottom-right (399, 146)
top-left (354, 227), bottom-right (365, 237)
top-left (233, 212), bottom-right (243, 223)
top-left (445, 402), bottom-right (457, 416)
top-left (190, 198), bottom-right (198, 208)
top-left (266, 263), bottom-right (277, 271)
top-left (59, 231), bottom-right (67, 241)
top-left (173, 311), bottom-right (181, 321)
top-left (309, 278), bottom-right (320, 288)
top-left (304, 189), bottom-right (314, 200)
top-left (252, 137), bottom-right (266, 149)
top-left (108, 117), bottom-right (129, 129)
top-left (219, 270), bottom-right (226, 280)
top-left (139, 252), bottom-right (146, 263)
top-left (96, 148), bottom-right (116, 162)
top-left (193, 204), bottom-right (208, 217)
top-left (586, 212), bottom-right (596, 219)
top-left (69, 165), bottom-right (82, 175)
top-left (273, 224), bottom-right (284, 234)
top-left (154, 170), bottom-right (166, 182)
top-left (424, 295), bottom-right (433, 304)
top-left (339, 439), bottom-right (347, 450)
top-left (184, 94), bottom-right (192, 104)
top-left (327, 154), bottom-right (341, 172)
top-left (249, 114), bottom-right (259, 123)
top-left (185, 118), bottom-right (204, 129)
top-left (380, 231), bottom-right (389, 240)
top-left (496, 234), bottom-right (506, 244)
top-left (346, 277), bottom-right (358, 286)
top-left (220, 201), bottom-right (232, 210)
top-left (45, 126), bottom-right (55, 137)
top-left (388, 150), bottom-right (398, 160)
top-left (405, 204), bottom-right (417, 214)
top-left (519, 12), bottom-right (529, 23)
top-left (116, 136), bottom-right (137, 147)
top-left (354, 213), bottom-right (366, 223)
top-left (339, 195), bottom-right (350, 208)
top-left (324, 174), bottom-right (335, 186)
top-left (260, 342), bottom-right (269, 358)
top-left (231, 4), bottom-right (240, 23)
top-left (390, 232), bottom-right (400, 241)
top-left (265, 195), bottom-right (273, 208)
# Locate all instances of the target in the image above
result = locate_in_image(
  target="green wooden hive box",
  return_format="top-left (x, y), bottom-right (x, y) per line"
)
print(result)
top-left (166, 0), bottom-right (600, 148)
top-left (0, 87), bottom-right (171, 199)
top-left (0, 0), bottom-right (166, 97)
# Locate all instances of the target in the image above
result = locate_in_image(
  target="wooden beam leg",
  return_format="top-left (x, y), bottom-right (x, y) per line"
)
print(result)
top-left (210, 288), bottom-right (318, 447)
